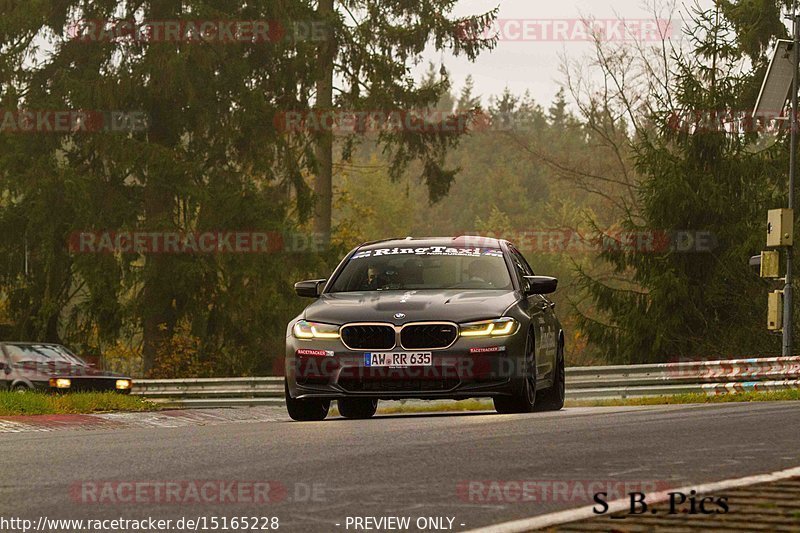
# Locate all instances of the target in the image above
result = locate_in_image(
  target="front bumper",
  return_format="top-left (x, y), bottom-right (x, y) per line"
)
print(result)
top-left (45, 376), bottom-right (133, 394)
top-left (285, 332), bottom-right (527, 401)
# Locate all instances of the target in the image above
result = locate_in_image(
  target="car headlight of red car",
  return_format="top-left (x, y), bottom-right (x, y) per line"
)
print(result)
top-left (49, 378), bottom-right (71, 389)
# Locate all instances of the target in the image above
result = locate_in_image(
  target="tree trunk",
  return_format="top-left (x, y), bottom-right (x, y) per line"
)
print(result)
top-left (313, 0), bottom-right (335, 247)
top-left (141, 186), bottom-right (174, 375)
top-left (141, 0), bottom-right (180, 375)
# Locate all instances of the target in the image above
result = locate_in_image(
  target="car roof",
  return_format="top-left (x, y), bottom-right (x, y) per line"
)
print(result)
top-left (357, 236), bottom-right (506, 251)
top-left (1, 342), bottom-right (65, 347)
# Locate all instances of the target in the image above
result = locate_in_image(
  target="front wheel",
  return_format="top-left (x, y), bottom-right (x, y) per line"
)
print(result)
top-left (338, 398), bottom-right (378, 419)
top-left (494, 331), bottom-right (536, 414)
top-left (285, 379), bottom-right (330, 422)
top-left (534, 341), bottom-right (565, 411)
top-left (12, 383), bottom-right (31, 393)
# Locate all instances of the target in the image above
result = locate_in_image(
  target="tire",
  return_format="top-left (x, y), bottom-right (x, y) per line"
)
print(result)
top-left (285, 379), bottom-right (330, 421)
top-left (534, 340), bottom-right (565, 412)
top-left (338, 398), bottom-right (378, 419)
top-left (493, 331), bottom-right (536, 414)
top-left (12, 383), bottom-right (30, 393)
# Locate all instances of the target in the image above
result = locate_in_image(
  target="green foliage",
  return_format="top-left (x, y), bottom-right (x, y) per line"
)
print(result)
top-left (334, 88), bottom-right (613, 364)
top-left (0, 0), bottom-right (336, 374)
top-left (334, 91), bottom-right (553, 240)
top-left (576, 5), bottom-right (785, 362)
top-left (0, 391), bottom-right (156, 416)
top-left (718, 0), bottom-right (788, 61)
top-left (328, 2), bottom-right (497, 201)
top-left (0, 1), bottom-right (496, 376)
top-left (2, 1), bottom-right (793, 374)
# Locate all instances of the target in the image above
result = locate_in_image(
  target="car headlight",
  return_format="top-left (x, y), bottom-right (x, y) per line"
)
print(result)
top-left (49, 378), bottom-right (71, 389)
top-left (459, 317), bottom-right (519, 337)
top-left (293, 320), bottom-right (340, 339)
top-left (115, 379), bottom-right (132, 390)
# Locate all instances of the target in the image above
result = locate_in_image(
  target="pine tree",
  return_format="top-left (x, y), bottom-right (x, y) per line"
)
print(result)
top-left (308, 0), bottom-right (497, 243)
top-left (457, 75), bottom-right (481, 112)
top-left (0, 1), bottom-right (323, 372)
top-left (548, 87), bottom-right (574, 128)
top-left (576, 5), bottom-right (786, 362)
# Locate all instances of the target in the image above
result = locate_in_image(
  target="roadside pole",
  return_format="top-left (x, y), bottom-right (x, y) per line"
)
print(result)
top-left (784, 7), bottom-right (799, 357)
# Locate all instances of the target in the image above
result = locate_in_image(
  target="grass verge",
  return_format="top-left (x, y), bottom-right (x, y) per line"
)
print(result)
top-left (0, 391), bottom-right (158, 416)
top-left (568, 388), bottom-right (800, 407)
top-left (371, 389), bottom-right (800, 415)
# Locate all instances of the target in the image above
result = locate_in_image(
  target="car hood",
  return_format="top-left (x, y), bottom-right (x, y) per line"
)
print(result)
top-left (64, 367), bottom-right (126, 378)
top-left (303, 289), bottom-right (521, 325)
top-left (23, 362), bottom-right (125, 378)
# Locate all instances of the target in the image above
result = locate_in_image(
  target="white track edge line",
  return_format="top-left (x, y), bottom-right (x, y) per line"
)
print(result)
top-left (464, 465), bottom-right (800, 533)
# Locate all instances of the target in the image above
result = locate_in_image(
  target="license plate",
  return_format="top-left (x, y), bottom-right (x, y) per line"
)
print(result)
top-left (364, 352), bottom-right (432, 367)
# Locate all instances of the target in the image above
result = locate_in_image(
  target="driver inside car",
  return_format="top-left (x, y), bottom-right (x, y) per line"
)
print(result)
top-left (363, 265), bottom-right (401, 290)
top-left (467, 258), bottom-right (495, 285)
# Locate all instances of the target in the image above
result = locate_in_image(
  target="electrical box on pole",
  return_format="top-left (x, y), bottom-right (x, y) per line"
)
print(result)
top-left (768, 290), bottom-right (784, 331)
top-left (767, 208), bottom-right (794, 247)
top-left (760, 250), bottom-right (781, 278)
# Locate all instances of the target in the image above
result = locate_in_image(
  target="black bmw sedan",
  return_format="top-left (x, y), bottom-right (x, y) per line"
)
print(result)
top-left (284, 236), bottom-right (565, 421)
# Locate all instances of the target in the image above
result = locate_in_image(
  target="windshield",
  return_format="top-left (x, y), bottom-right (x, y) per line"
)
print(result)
top-left (328, 246), bottom-right (513, 292)
top-left (5, 344), bottom-right (87, 366)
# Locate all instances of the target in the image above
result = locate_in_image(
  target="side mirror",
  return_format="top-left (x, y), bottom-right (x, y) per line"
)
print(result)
top-left (1, 362), bottom-right (10, 375)
top-left (294, 279), bottom-right (327, 298)
top-left (523, 275), bottom-right (558, 295)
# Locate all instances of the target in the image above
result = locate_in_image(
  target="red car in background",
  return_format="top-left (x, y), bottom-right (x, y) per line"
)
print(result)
top-left (0, 342), bottom-right (132, 393)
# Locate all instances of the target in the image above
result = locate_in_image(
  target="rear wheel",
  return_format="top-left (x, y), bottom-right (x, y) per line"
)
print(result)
top-left (285, 379), bottom-right (330, 421)
top-left (338, 398), bottom-right (378, 419)
top-left (494, 331), bottom-right (536, 414)
top-left (534, 340), bottom-right (565, 411)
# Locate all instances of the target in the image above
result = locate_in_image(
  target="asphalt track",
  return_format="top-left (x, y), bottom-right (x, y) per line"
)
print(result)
top-left (1, 402), bottom-right (799, 532)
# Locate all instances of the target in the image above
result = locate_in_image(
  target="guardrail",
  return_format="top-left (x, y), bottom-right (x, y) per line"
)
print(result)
top-left (133, 377), bottom-right (285, 408)
top-left (131, 356), bottom-right (800, 408)
top-left (566, 356), bottom-right (800, 400)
